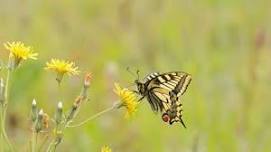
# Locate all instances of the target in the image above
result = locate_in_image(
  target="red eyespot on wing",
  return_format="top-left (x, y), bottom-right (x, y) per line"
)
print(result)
top-left (162, 113), bottom-right (170, 123)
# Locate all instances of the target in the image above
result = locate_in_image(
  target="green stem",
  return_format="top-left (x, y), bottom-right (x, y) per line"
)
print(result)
top-left (46, 140), bottom-right (54, 152)
top-left (67, 104), bottom-right (118, 128)
top-left (0, 68), bottom-right (13, 151)
top-left (46, 104), bottom-right (119, 152)
top-left (52, 141), bottom-right (59, 152)
top-left (38, 135), bottom-right (49, 152)
top-left (46, 124), bottom-right (60, 152)
top-left (31, 132), bottom-right (38, 152)
top-left (0, 106), bottom-right (4, 151)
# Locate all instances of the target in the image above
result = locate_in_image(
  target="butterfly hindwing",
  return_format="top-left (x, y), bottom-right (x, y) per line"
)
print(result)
top-left (150, 87), bottom-right (186, 127)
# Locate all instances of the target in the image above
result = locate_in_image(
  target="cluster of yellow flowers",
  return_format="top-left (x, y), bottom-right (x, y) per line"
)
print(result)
top-left (4, 41), bottom-right (80, 83)
top-left (2, 41), bottom-right (139, 151)
top-left (4, 41), bottom-right (139, 118)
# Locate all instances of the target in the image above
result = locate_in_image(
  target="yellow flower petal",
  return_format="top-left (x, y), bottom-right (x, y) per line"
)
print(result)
top-left (4, 41), bottom-right (38, 60)
top-left (114, 83), bottom-right (138, 119)
top-left (45, 59), bottom-right (80, 83)
top-left (45, 59), bottom-right (80, 75)
top-left (101, 145), bottom-right (112, 152)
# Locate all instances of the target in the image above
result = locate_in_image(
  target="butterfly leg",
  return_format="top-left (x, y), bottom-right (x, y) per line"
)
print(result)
top-left (132, 90), bottom-right (139, 94)
top-left (138, 96), bottom-right (145, 102)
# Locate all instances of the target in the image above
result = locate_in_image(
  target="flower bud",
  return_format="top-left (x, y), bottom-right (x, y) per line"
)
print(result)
top-left (55, 102), bottom-right (63, 125)
top-left (31, 99), bottom-right (38, 122)
top-left (42, 113), bottom-right (49, 129)
top-left (84, 73), bottom-right (91, 88)
top-left (65, 103), bottom-right (78, 123)
top-left (35, 109), bottom-right (44, 133)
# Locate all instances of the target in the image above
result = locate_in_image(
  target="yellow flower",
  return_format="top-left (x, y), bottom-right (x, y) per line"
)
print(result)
top-left (4, 41), bottom-right (38, 69)
top-left (45, 59), bottom-right (80, 83)
top-left (114, 83), bottom-right (138, 119)
top-left (101, 145), bottom-right (112, 152)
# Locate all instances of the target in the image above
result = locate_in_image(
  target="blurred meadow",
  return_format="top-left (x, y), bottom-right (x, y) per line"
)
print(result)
top-left (1, 0), bottom-right (271, 151)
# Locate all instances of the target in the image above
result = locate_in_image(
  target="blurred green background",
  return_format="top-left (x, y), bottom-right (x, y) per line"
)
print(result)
top-left (1, 0), bottom-right (271, 151)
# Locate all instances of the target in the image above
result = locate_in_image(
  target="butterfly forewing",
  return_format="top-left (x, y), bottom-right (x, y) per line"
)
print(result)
top-left (149, 72), bottom-right (191, 95)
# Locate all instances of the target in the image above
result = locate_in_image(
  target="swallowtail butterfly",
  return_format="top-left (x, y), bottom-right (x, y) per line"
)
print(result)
top-left (135, 71), bottom-right (191, 128)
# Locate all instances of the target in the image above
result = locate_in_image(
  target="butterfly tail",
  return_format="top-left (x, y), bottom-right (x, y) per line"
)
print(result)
top-left (180, 118), bottom-right (186, 128)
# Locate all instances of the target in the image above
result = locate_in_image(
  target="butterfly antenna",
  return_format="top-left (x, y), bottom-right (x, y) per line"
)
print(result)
top-left (126, 67), bottom-right (138, 78)
top-left (136, 69), bottom-right (140, 80)
top-left (126, 82), bottom-right (136, 88)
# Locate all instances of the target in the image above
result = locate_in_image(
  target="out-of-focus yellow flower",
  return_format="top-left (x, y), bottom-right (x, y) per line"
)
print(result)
top-left (4, 41), bottom-right (38, 69)
top-left (45, 59), bottom-right (80, 83)
top-left (114, 83), bottom-right (138, 119)
top-left (101, 145), bottom-right (112, 152)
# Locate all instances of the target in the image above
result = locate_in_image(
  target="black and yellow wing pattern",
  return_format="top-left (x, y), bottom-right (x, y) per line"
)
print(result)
top-left (136, 71), bottom-right (192, 127)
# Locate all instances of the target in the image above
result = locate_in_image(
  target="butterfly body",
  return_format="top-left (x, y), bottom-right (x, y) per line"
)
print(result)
top-left (135, 71), bottom-right (191, 127)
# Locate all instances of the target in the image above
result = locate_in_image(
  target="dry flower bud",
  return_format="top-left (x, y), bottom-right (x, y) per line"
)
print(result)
top-left (84, 73), bottom-right (92, 88)
top-left (42, 113), bottom-right (49, 129)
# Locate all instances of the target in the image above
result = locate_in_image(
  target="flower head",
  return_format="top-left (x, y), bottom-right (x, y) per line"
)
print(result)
top-left (45, 59), bottom-right (80, 83)
top-left (4, 41), bottom-right (38, 69)
top-left (101, 145), bottom-right (112, 152)
top-left (114, 83), bottom-right (138, 119)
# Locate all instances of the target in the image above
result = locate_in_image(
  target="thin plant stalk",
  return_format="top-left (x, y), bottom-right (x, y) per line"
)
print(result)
top-left (46, 105), bottom-right (117, 152)
top-left (38, 135), bottom-right (49, 152)
top-left (46, 140), bottom-right (54, 152)
top-left (67, 104), bottom-right (118, 128)
top-left (0, 64), bottom-right (13, 150)
top-left (31, 132), bottom-right (38, 152)
top-left (47, 73), bottom-right (92, 151)
top-left (46, 123), bottom-right (61, 152)
top-left (0, 107), bottom-right (5, 151)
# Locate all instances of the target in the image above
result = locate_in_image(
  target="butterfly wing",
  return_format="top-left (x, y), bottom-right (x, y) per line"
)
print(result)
top-left (149, 87), bottom-right (186, 127)
top-left (154, 71), bottom-right (192, 96)
top-left (148, 87), bottom-right (171, 113)
top-left (145, 72), bottom-right (192, 126)
top-left (168, 91), bottom-right (186, 127)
